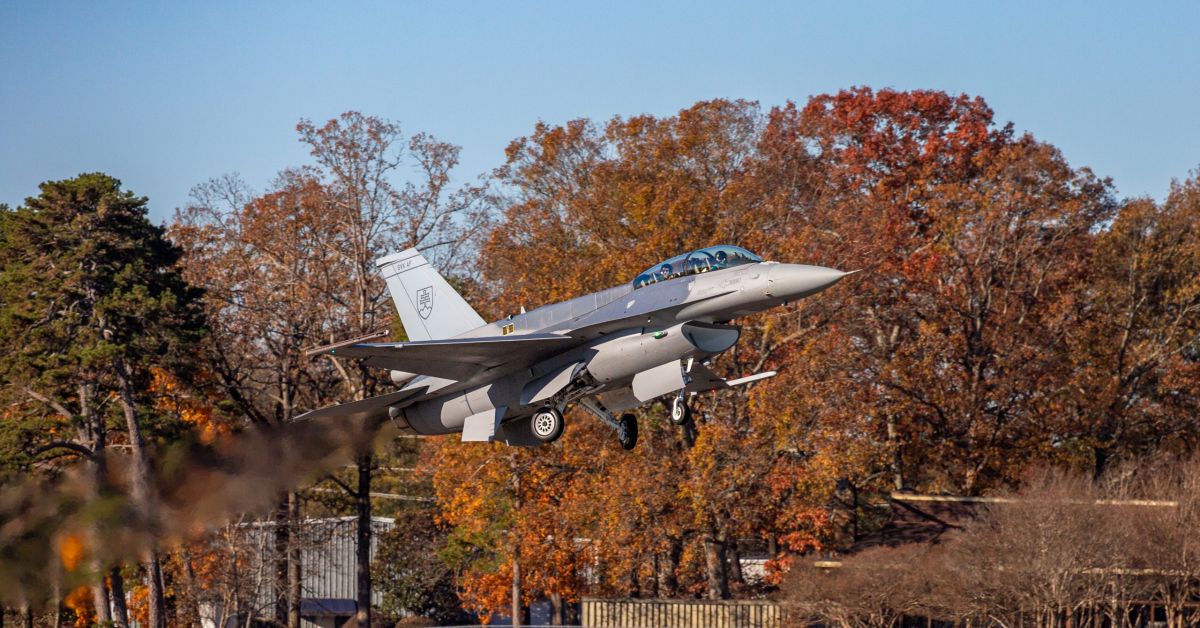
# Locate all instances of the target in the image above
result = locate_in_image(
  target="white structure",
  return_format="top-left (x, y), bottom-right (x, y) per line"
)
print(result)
top-left (198, 517), bottom-right (395, 628)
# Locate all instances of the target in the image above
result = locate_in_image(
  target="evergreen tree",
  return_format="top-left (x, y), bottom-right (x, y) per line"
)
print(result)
top-left (0, 173), bottom-right (205, 626)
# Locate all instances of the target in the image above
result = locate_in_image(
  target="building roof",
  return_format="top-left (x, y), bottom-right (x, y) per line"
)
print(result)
top-left (299, 598), bottom-right (358, 617)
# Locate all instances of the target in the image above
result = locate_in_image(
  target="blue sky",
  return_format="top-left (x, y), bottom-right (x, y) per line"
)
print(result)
top-left (2, 2), bottom-right (1197, 223)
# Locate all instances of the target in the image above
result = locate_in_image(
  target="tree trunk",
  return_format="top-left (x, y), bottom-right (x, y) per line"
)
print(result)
top-left (650, 555), bottom-right (660, 598)
top-left (288, 492), bottom-right (302, 628)
top-left (355, 454), bottom-right (372, 627)
top-left (84, 382), bottom-right (114, 627)
top-left (92, 574), bottom-right (112, 626)
top-left (511, 543), bottom-right (522, 628)
top-left (511, 470), bottom-right (522, 628)
top-left (109, 567), bottom-right (130, 628)
top-left (179, 549), bottom-right (201, 628)
top-left (273, 497), bottom-right (289, 625)
top-left (113, 357), bottom-right (167, 627)
top-left (703, 535), bottom-right (730, 600)
top-left (886, 415), bottom-right (904, 490)
top-left (1093, 445), bottom-right (1111, 481)
top-left (658, 537), bottom-right (682, 597)
top-left (727, 539), bottom-right (744, 585)
top-left (146, 548), bottom-right (167, 628)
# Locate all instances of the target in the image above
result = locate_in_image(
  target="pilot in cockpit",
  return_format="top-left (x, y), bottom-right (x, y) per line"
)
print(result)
top-left (659, 263), bottom-right (673, 280)
top-left (714, 249), bottom-right (728, 267)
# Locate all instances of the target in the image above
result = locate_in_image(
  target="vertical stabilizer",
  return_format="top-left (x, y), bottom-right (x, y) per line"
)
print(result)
top-left (376, 249), bottom-right (486, 341)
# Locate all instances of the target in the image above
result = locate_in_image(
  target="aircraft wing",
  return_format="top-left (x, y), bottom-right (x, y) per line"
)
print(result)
top-left (687, 363), bottom-right (777, 393)
top-left (292, 387), bottom-right (423, 424)
top-left (325, 333), bottom-right (578, 380)
top-left (560, 289), bottom-right (739, 341)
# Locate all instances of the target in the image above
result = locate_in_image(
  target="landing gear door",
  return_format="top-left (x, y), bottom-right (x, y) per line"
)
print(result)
top-left (461, 406), bottom-right (506, 442)
top-left (631, 361), bottom-right (686, 402)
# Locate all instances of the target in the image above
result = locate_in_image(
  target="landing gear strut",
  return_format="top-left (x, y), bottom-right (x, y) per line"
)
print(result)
top-left (531, 407), bottom-right (564, 443)
top-left (578, 397), bottom-right (639, 451)
top-left (669, 393), bottom-right (693, 426)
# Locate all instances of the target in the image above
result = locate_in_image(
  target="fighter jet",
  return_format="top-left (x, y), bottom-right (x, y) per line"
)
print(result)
top-left (300, 245), bottom-right (853, 449)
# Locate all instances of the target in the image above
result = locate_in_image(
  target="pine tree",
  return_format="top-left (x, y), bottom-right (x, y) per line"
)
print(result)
top-left (0, 173), bottom-right (206, 626)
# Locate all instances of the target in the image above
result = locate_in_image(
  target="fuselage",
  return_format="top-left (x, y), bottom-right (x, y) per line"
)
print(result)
top-left (389, 259), bottom-right (848, 437)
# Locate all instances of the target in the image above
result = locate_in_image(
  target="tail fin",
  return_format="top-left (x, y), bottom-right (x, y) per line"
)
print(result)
top-left (377, 249), bottom-right (486, 341)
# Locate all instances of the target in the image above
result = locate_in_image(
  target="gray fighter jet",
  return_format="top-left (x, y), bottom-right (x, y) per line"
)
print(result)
top-left (300, 245), bottom-right (852, 449)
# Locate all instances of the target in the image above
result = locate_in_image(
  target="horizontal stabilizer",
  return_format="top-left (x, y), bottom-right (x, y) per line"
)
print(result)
top-left (327, 333), bottom-right (577, 380)
top-left (304, 329), bottom-right (391, 359)
top-left (292, 388), bottom-right (423, 424)
top-left (686, 363), bottom-right (777, 393)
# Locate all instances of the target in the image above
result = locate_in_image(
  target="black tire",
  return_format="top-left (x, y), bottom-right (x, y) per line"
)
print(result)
top-left (669, 395), bottom-right (693, 426)
top-left (618, 413), bottom-right (638, 450)
top-left (531, 408), bottom-right (564, 443)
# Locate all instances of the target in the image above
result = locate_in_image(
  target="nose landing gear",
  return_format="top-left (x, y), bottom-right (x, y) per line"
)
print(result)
top-left (669, 393), bottom-right (693, 426)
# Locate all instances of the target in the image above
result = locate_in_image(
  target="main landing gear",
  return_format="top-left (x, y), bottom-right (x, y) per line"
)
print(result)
top-left (578, 397), bottom-right (639, 451)
top-left (531, 407), bottom-right (565, 443)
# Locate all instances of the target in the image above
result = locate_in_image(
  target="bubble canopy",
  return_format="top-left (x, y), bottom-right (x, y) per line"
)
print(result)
top-left (633, 245), bottom-right (764, 289)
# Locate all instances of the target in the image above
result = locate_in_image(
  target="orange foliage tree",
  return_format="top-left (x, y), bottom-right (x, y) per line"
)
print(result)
top-left (434, 98), bottom-right (849, 611)
top-left (765, 88), bottom-right (1114, 494)
top-left (429, 88), bottom-right (1130, 614)
top-left (173, 112), bottom-right (487, 626)
top-left (1060, 173), bottom-right (1200, 477)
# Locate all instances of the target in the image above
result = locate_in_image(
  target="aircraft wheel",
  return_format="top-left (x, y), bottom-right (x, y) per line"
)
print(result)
top-left (531, 408), bottom-right (564, 443)
top-left (669, 395), bottom-right (693, 426)
top-left (617, 413), bottom-right (638, 450)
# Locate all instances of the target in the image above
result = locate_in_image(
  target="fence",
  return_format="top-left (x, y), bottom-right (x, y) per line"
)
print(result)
top-left (581, 598), bottom-right (780, 628)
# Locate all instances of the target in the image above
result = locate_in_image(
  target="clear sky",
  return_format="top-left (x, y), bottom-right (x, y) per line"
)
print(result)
top-left (2, 1), bottom-right (1198, 223)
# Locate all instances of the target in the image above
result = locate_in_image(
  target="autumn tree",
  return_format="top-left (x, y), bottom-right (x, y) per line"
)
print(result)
top-left (755, 88), bottom-right (1116, 495)
top-left (175, 170), bottom-right (338, 626)
top-left (1060, 171), bottom-right (1200, 478)
top-left (373, 506), bottom-right (462, 624)
top-left (295, 112), bottom-right (487, 627)
top-left (433, 99), bottom-right (842, 610)
top-left (432, 88), bottom-right (1134, 614)
top-left (431, 442), bottom-right (553, 624)
top-left (175, 111), bottom-right (487, 626)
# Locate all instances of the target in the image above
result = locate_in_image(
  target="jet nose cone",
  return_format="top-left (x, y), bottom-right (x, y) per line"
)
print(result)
top-left (765, 264), bottom-right (856, 301)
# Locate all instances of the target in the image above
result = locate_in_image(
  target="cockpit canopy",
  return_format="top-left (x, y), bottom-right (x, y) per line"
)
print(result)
top-left (633, 245), bottom-right (763, 289)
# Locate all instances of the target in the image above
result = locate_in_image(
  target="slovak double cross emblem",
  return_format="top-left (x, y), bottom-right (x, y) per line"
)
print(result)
top-left (416, 286), bottom-right (434, 319)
